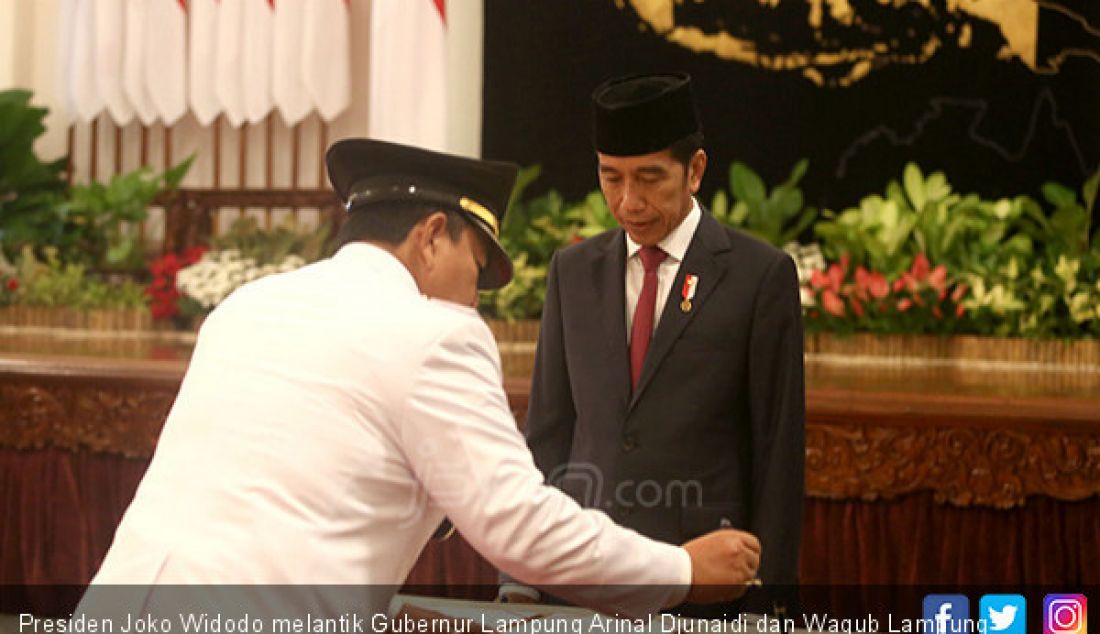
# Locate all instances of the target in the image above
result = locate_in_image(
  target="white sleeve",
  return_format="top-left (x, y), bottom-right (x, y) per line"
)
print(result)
top-left (398, 315), bottom-right (691, 618)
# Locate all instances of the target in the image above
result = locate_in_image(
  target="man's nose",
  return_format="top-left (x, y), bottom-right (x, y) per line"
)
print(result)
top-left (620, 181), bottom-right (645, 213)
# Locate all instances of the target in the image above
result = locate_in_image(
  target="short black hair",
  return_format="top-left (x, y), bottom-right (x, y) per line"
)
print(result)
top-left (335, 203), bottom-right (468, 249)
top-left (668, 131), bottom-right (704, 168)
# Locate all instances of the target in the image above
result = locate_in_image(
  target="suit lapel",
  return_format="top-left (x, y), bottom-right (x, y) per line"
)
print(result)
top-left (629, 211), bottom-right (731, 411)
top-left (592, 231), bottom-right (632, 408)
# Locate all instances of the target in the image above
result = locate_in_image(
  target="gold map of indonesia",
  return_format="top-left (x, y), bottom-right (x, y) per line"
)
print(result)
top-left (618, 0), bottom-right (1097, 85)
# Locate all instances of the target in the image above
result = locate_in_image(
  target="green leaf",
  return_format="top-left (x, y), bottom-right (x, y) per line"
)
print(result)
top-left (163, 155), bottom-right (195, 189)
top-left (731, 201), bottom-right (750, 225)
top-left (105, 237), bottom-right (133, 264)
top-left (771, 187), bottom-right (804, 221)
top-left (729, 162), bottom-right (766, 205)
top-left (902, 163), bottom-right (926, 211)
top-left (507, 165), bottom-right (542, 212)
top-left (1050, 207), bottom-right (1089, 253)
top-left (925, 171), bottom-right (952, 202)
top-left (0, 89), bottom-right (69, 261)
top-left (1041, 182), bottom-right (1077, 209)
top-left (784, 159), bottom-right (809, 187)
top-left (710, 189), bottom-right (729, 222)
top-left (1082, 167), bottom-right (1100, 215)
top-left (778, 208), bottom-right (818, 246)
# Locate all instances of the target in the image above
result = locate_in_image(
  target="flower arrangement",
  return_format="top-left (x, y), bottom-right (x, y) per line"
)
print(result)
top-left (486, 160), bottom-right (1098, 340)
top-left (0, 272), bottom-right (18, 308)
top-left (145, 217), bottom-right (332, 323)
top-left (805, 253), bottom-right (968, 334)
top-left (784, 242), bottom-right (826, 308)
top-left (145, 246), bottom-right (207, 320)
top-left (812, 163), bottom-right (1099, 338)
top-left (479, 166), bottom-right (617, 319)
top-left (175, 249), bottom-right (307, 316)
top-left (8, 247), bottom-right (147, 310)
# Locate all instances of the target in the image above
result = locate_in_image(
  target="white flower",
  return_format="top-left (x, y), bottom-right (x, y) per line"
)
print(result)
top-left (175, 248), bottom-right (312, 310)
top-left (784, 241), bottom-right (826, 286)
top-left (279, 255), bottom-right (307, 272)
top-left (799, 287), bottom-right (816, 308)
top-left (218, 249), bottom-right (242, 264)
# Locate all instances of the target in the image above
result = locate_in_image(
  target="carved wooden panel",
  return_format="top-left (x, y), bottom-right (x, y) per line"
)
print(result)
top-left (0, 378), bottom-right (529, 460)
top-left (806, 423), bottom-right (1100, 508)
top-left (0, 382), bottom-right (176, 458)
top-left (2, 359), bottom-right (1098, 509)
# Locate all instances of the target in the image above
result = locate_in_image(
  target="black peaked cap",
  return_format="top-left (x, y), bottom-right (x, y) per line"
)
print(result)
top-left (326, 138), bottom-right (517, 290)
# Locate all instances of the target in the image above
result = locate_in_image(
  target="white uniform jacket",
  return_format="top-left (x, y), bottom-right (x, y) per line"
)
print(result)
top-left (90, 243), bottom-right (690, 616)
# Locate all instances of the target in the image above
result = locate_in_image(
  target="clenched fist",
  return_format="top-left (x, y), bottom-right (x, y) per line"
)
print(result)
top-left (681, 529), bottom-right (761, 604)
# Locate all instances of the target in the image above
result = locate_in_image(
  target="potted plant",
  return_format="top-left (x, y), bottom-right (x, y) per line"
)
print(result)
top-left (0, 90), bottom-right (68, 263)
top-left (149, 217), bottom-right (333, 330)
top-left (806, 163), bottom-right (1100, 366)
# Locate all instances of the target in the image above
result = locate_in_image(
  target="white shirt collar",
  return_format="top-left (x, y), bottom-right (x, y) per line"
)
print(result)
top-left (625, 197), bottom-right (702, 262)
top-left (333, 242), bottom-right (420, 296)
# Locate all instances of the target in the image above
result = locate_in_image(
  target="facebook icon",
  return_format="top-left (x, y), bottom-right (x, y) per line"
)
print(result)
top-left (924, 595), bottom-right (971, 634)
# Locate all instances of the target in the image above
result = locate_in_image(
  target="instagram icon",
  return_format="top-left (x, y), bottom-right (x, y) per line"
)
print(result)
top-left (1045, 594), bottom-right (1087, 634)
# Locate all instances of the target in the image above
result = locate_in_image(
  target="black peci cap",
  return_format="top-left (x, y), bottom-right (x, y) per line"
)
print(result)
top-left (591, 72), bottom-right (701, 156)
top-left (326, 138), bottom-right (518, 290)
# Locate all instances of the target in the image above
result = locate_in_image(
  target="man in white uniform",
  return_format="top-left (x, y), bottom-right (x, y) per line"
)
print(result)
top-left (87, 139), bottom-right (761, 618)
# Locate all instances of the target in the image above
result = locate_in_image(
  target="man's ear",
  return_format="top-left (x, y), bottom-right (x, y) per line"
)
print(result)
top-left (418, 212), bottom-right (450, 266)
top-left (688, 149), bottom-right (707, 194)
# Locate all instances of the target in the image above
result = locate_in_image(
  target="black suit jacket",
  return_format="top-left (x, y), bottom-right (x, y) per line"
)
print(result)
top-left (523, 209), bottom-right (805, 603)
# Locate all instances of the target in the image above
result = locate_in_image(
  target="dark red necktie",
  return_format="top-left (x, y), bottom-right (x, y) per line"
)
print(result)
top-left (630, 246), bottom-right (668, 389)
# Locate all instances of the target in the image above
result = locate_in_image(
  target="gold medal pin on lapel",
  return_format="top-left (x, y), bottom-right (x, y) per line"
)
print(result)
top-left (680, 274), bottom-right (698, 312)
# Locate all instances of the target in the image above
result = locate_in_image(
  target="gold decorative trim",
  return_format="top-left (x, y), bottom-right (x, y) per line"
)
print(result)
top-left (805, 333), bottom-right (1100, 371)
top-left (0, 306), bottom-right (154, 331)
top-left (459, 197), bottom-right (499, 236)
top-left (0, 325), bottom-right (197, 343)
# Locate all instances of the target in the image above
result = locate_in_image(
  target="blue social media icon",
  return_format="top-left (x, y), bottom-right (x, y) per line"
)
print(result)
top-left (924, 595), bottom-right (971, 634)
top-left (981, 595), bottom-right (1027, 634)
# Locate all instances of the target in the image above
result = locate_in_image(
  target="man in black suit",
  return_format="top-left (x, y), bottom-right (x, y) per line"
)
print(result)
top-left (500, 73), bottom-right (805, 615)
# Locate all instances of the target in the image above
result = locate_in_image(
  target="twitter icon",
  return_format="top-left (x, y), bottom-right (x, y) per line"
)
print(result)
top-left (981, 595), bottom-right (1026, 634)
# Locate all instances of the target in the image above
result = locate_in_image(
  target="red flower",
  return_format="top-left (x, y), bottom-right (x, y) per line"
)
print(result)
top-left (855, 266), bottom-right (889, 300)
top-left (910, 253), bottom-right (930, 281)
top-left (853, 267), bottom-right (869, 300)
top-left (4, 277), bottom-right (17, 292)
top-left (956, 304), bottom-right (966, 318)
top-left (183, 246), bottom-right (207, 263)
top-left (822, 289), bottom-right (845, 316)
top-left (825, 263), bottom-right (844, 293)
top-left (897, 298), bottom-right (913, 312)
top-left (951, 283), bottom-right (968, 303)
top-left (899, 272), bottom-right (921, 294)
top-left (850, 296), bottom-right (865, 318)
top-left (145, 247), bottom-right (206, 322)
top-left (929, 265), bottom-right (947, 295)
top-left (150, 301), bottom-right (179, 320)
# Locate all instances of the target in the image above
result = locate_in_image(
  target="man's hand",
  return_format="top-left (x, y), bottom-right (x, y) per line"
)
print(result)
top-left (681, 529), bottom-right (762, 604)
